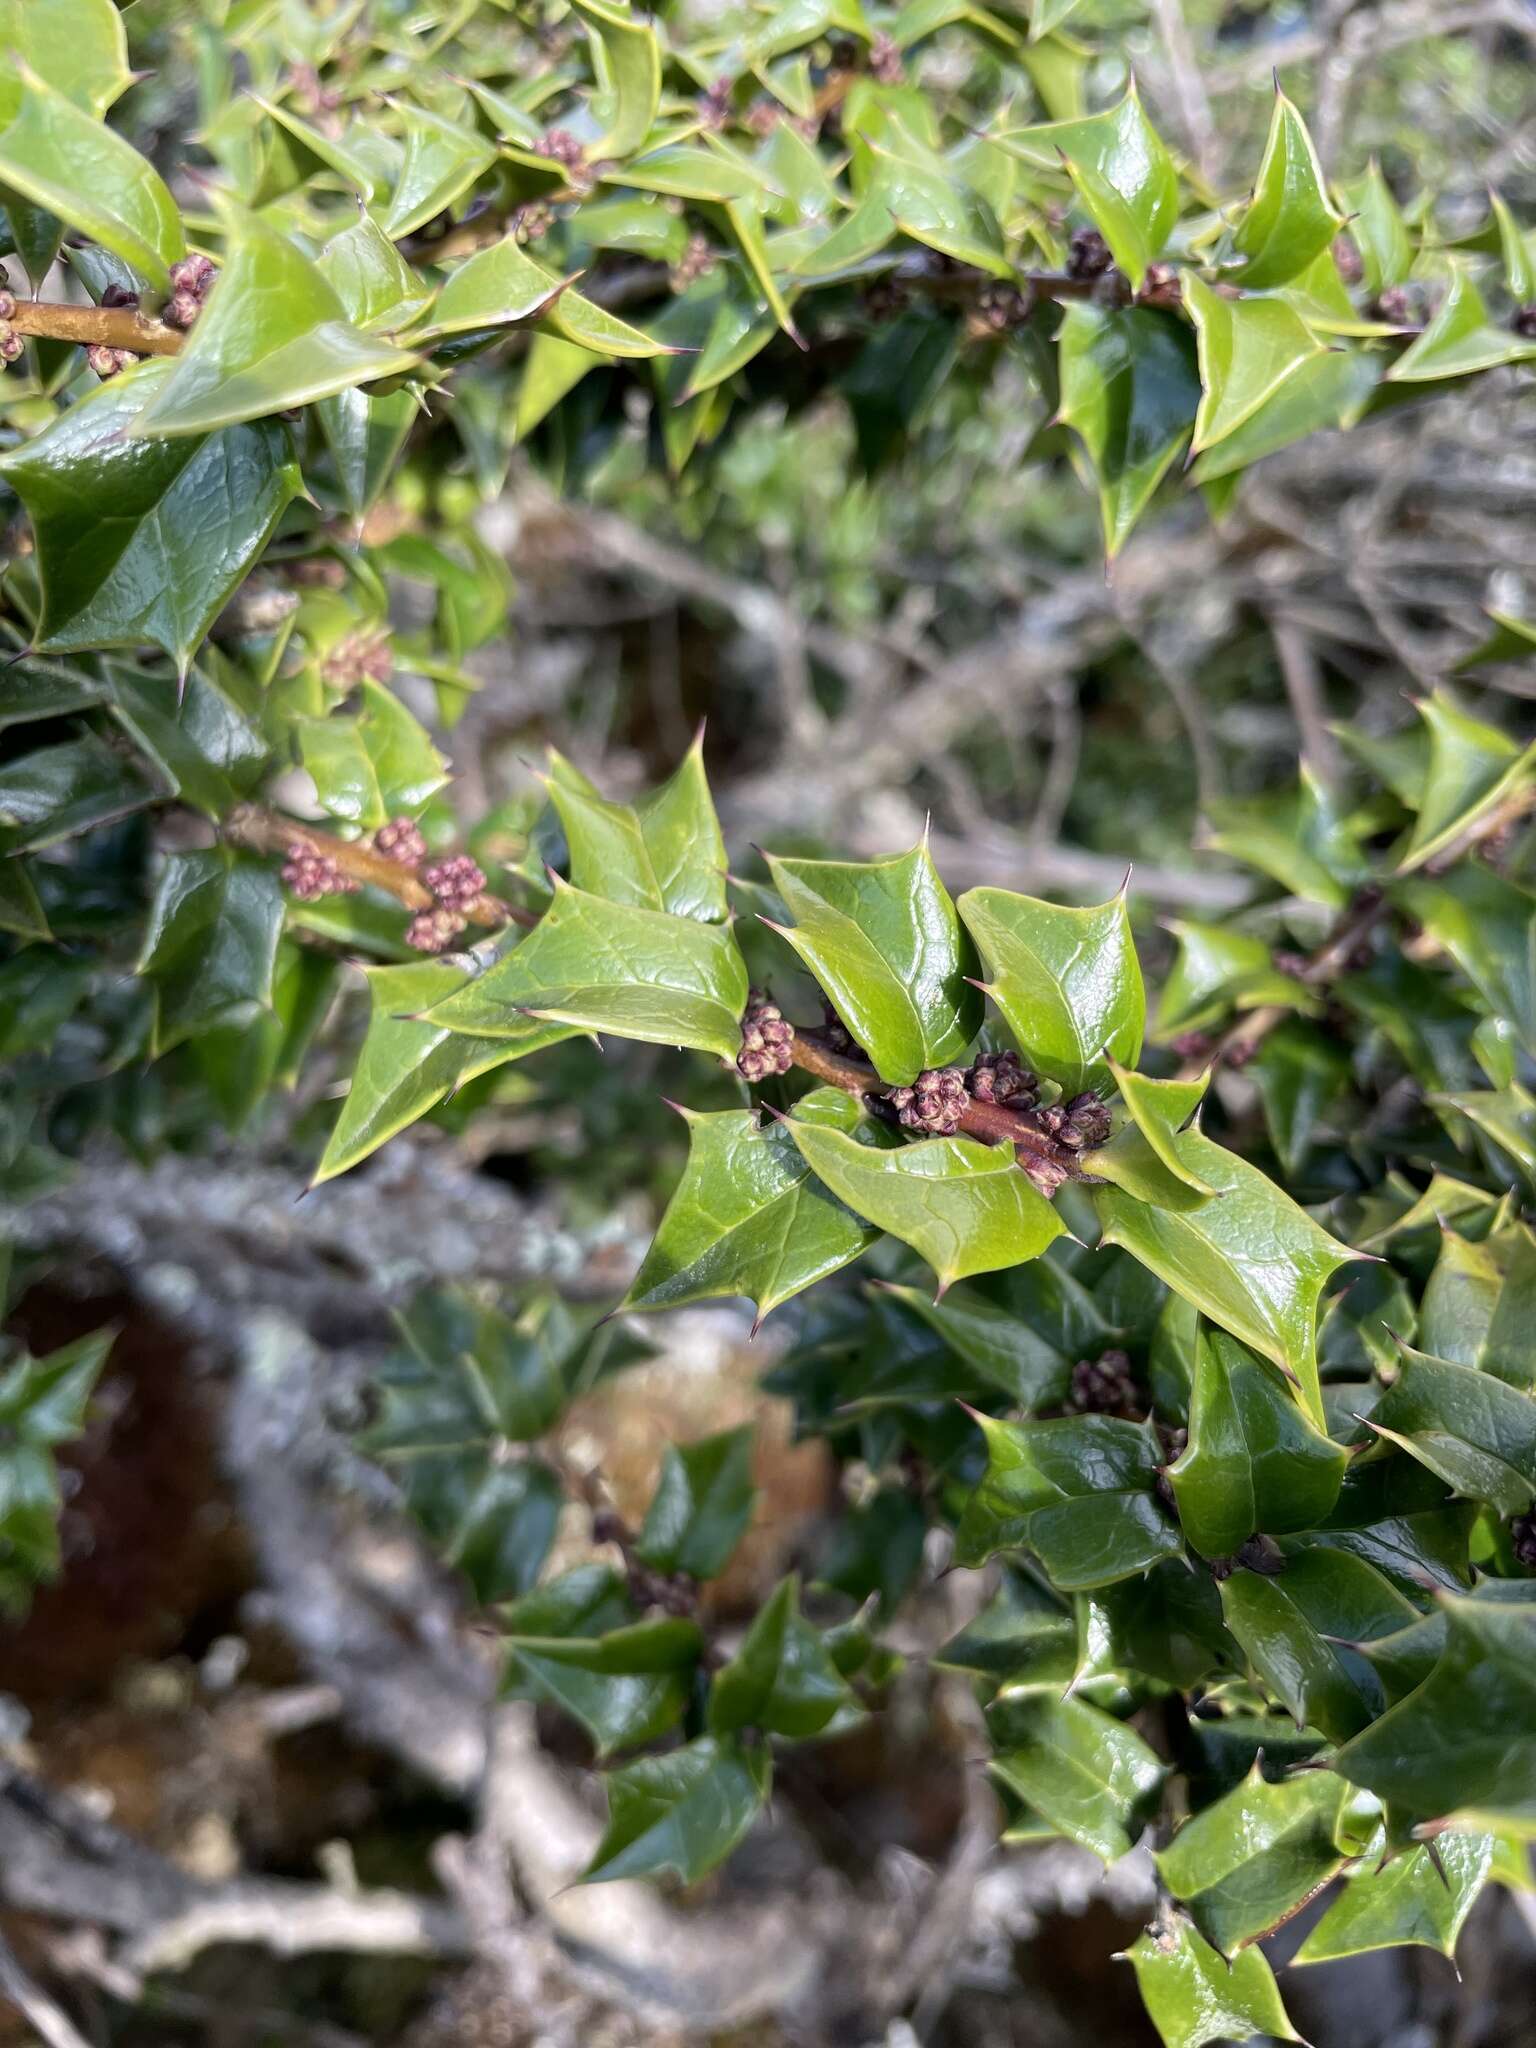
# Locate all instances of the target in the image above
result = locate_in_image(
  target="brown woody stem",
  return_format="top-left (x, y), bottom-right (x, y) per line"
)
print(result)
top-left (7, 300), bottom-right (184, 356)
top-left (223, 803), bottom-right (536, 930)
top-left (786, 1027), bottom-right (1084, 1191)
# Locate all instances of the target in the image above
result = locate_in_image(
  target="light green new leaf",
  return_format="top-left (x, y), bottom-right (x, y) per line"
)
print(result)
top-left (413, 237), bottom-right (570, 339)
top-left (1152, 920), bottom-right (1302, 1039)
top-left (1388, 268), bottom-right (1536, 383)
top-left (582, 1736), bottom-right (771, 1884)
top-left (622, 1099), bottom-right (879, 1324)
top-left (1219, 1546), bottom-right (1417, 1741)
top-left (380, 100), bottom-right (497, 239)
top-left (988, 1694), bottom-right (1164, 1861)
top-left (1396, 689), bottom-right (1536, 874)
top-left (1341, 160), bottom-right (1412, 295)
top-left (314, 962), bottom-right (573, 1186)
top-left (1056, 304), bottom-right (1200, 557)
top-left (133, 206), bottom-right (416, 437)
top-left (1334, 1596), bottom-right (1536, 1826)
top-left (573, 0), bottom-right (662, 161)
top-left (1189, 346), bottom-right (1383, 484)
top-left (0, 62), bottom-right (183, 287)
top-left (1491, 190), bottom-right (1536, 304)
top-left (136, 849), bottom-right (285, 1054)
top-left (767, 844), bottom-right (981, 1084)
top-left (423, 878), bottom-right (749, 1060)
top-left (787, 1122), bottom-right (1064, 1291)
top-left (1185, 272), bottom-right (1327, 453)
top-left (1168, 1330), bottom-right (1348, 1557)
top-left (318, 215), bottom-right (435, 330)
top-left (954, 1411), bottom-right (1182, 1587)
top-left (636, 1425), bottom-right (756, 1580)
top-left (547, 738), bottom-right (728, 922)
top-left (0, 360), bottom-right (301, 677)
top-left (1155, 1767), bottom-right (1346, 1955)
top-left (1104, 1060), bottom-right (1214, 1195)
top-left (1016, 88), bottom-right (1177, 290)
top-left (707, 1574), bottom-right (856, 1739)
top-left (1232, 90), bottom-right (1342, 289)
top-left (0, 0), bottom-right (131, 115)
top-left (1128, 1914), bottom-right (1304, 2048)
top-left (958, 885), bottom-right (1143, 1096)
top-left (1093, 1128), bottom-right (1355, 1424)
top-left (1293, 1833), bottom-right (1493, 1964)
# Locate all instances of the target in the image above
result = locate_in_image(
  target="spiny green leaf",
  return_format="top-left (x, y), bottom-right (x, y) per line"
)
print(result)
top-left (582, 1736), bottom-right (771, 1885)
top-left (1369, 1345), bottom-right (1536, 1515)
top-left (988, 1693), bottom-right (1164, 1861)
top-left (1011, 87), bottom-right (1177, 290)
top-left (1388, 267), bottom-right (1536, 383)
top-left (786, 1121), bottom-right (1065, 1291)
top-left (766, 843), bottom-right (981, 1084)
top-left (0, 0), bottom-right (131, 116)
top-left (136, 849), bottom-right (285, 1055)
top-left (1185, 272), bottom-right (1327, 453)
top-left (1232, 90), bottom-right (1342, 289)
top-left (1490, 190), bottom-right (1536, 304)
top-left (379, 99), bottom-right (497, 239)
top-left (636, 1425), bottom-right (757, 1580)
top-left (1293, 1832), bottom-right (1493, 1964)
top-left (1341, 160), bottom-right (1412, 295)
top-left (876, 1280), bottom-right (1071, 1407)
top-left (572, 0), bottom-right (662, 159)
top-left (1056, 303), bottom-right (1199, 557)
top-left (1127, 1913), bottom-right (1304, 2048)
top-left (958, 885), bottom-right (1143, 1096)
top-left (707, 1573), bottom-right (856, 1739)
top-left (547, 736), bottom-right (728, 922)
top-left (1396, 689), bottom-right (1536, 873)
top-left (1155, 1767), bottom-right (1347, 1955)
top-left (318, 215), bottom-right (435, 330)
top-left (1398, 863), bottom-right (1536, 1056)
top-left (0, 731), bottom-right (153, 851)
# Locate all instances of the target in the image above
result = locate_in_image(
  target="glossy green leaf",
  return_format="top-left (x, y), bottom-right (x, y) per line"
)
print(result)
top-left (547, 738), bottom-right (728, 922)
top-left (0, 0), bottom-right (131, 116)
top-left (636, 1425), bottom-right (757, 1580)
top-left (786, 1121), bottom-right (1065, 1291)
top-left (104, 661), bottom-right (268, 818)
top-left (954, 1411), bottom-right (1182, 1587)
top-left (1388, 268), bottom-right (1536, 383)
top-left (1155, 1766), bottom-right (1347, 1955)
top-left (708, 1573), bottom-right (855, 1739)
top-left (934, 1568), bottom-right (1076, 1684)
top-left (766, 843), bottom-right (981, 1084)
top-left (379, 100), bottom-right (496, 239)
top-left (1056, 303), bottom-right (1199, 556)
top-left (1232, 90), bottom-right (1342, 289)
top-left (1369, 1345), bottom-right (1536, 1515)
top-left (988, 1693), bottom-right (1163, 1861)
top-left (1202, 768), bottom-right (1365, 911)
top-left (0, 61), bottom-right (183, 287)
top-left (299, 680), bottom-right (447, 831)
top-left (502, 1567), bottom-right (691, 1756)
top-left (1152, 920), bottom-right (1301, 1040)
top-left (1397, 690), bottom-right (1536, 873)
top-left (317, 215), bottom-right (435, 330)
top-left (423, 878), bottom-right (749, 1060)
top-left (0, 1326), bottom-right (113, 1614)
top-left (1334, 1596), bottom-right (1536, 1825)
top-left (1, 360), bottom-right (302, 676)
top-left (314, 962), bottom-right (573, 1186)
top-left (1189, 345), bottom-right (1383, 484)
top-left (1293, 1832), bottom-right (1493, 1964)
top-left (413, 237), bottom-right (569, 339)
top-left (622, 1099), bottom-right (879, 1325)
top-left (1342, 160), bottom-right (1412, 295)
top-left (1168, 1330), bottom-right (1348, 1558)
top-left (1491, 190), bottom-right (1536, 303)
top-left (573, 0), bottom-right (662, 161)
top-left (958, 885), bottom-right (1143, 1096)
top-left (136, 849), bottom-right (285, 1054)
top-left (1399, 863), bottom-right (1536, 1055)
top-left (582, 1736), bottom-right (771, 1885)
top-left (133, 206), bottom-right (416, 438)
top-left (1127, 1914), bottom-right (1304, 2048)
top-left (1093, 1129), bottom-right (1354, 1423)
top-left (1248, 1018), bottom-right (1354, 1177)
top-left (0, 731), bottom-right (153, 850)
top-left (878, 1280), bottom-right (1071, 1406)
top-left (1104, 1060), bottom-right (1214, 1195)
top-left (1016, 88), bottom-right (1177, 290)
top-left (1185, 272), bottom-right (1327, 453)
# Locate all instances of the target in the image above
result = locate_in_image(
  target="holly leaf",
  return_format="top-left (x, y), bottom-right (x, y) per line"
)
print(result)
top-left (1396, 689), bottom-right (1536, 873)
top-left (0, 60), bottom-right (183, 287)
top-left (133, 205), bottom-right (417, 438)
top-left (1399, 863), bottom-right (1536, 1056)
top-left (954, 1411), bottom-right (1182, 1587)
top-left (934, 1568), bottom-right (1076, 1685)
top-left (547, 737), bottom-right (728, 922)
top-left (1219, 1545), bottom-right (1418, 1741)
top-left (1127, 1914), bottom-right (1304, 2048)
top-left (314, 962), bottom-right (573, 1186)
top-left (766, 843), bottom-right (981, 1084)
top-left (0, 731), bottom-right (153, 851)
top-left (1093, 1129), bottom-right (1354, 1424)
top-left (582, 1736), bottom-right (771, 1885)
top-left (298, 681), bottom-right (447, 830)
top-left (572, 0), bottom-right (663, 160)
top-left (1168, 1330), bottom-right (1348, 1557)
top-left (1202, 768), bottom-right (1366, 910)
top-left (1100, 1060), bottom-right (1215, 1196)
top-left (317, 214), bottom-right (435, 331)
top-left (0, 1326), bottom-right (113, 1614)
top-left (423, 878), bottom-right (749, 1061)
top-left (1155, 1766), bottom-right (1347, 1955)
top-left (1368, 1345), bottom-right (1536, 1515)
top-left (1185, 272), bottom-right (1327, 453)
top-left (411, 236), bottom-right (569, 338)
top-left (135, 849), bottom-right (285, 1054)
top-left (1056, 303), bottom-right (1199, 558)
top-left (786, 1121), bottom-right (1065, 1291)
top-left (1341, 160), bottom-right (1412, 295)
top-left (1152, 920), bottom-right (1303, 1040)
top-left (987, 1693), bottom-right (1164, 1861)
top-left (1490, 189), bottom-right (1536, 304)
top-left (1293, 1832), bottom-right (1493, 1965)
top-left (0, 0), bottom-right (132, 116)
top-left (622, 1096), bottom-right (880, 1326)
top-left (502, 1567), bottom-right (693, 1756)
top-left (707, 1573), bottom-right (856, 1739)
top-left (379, 100), bottom-right (497, 239)
top-left (636, 1425), bottom-right (756, 1580)
top-left (1013, 87), bottom-right (1177, 290)
top-left (876, 1280), bottom-right (1071, 1407)
top-left (1248, 1019), bottom-right (1353, 1177)
top-left (1334, 1595), bottom-right (1536, 1826)
top-left (1232, 89), bottom-right (1342, 289)
top-left (958, 885), bottom-right (1143, 1096)
top-left (1, 360), bottom-right (302, 677)
top-left (1388, 268), bottom-right (1536, 383)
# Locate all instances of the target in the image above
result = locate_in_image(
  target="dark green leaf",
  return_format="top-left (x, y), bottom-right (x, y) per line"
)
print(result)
top-left (582, 1736), bottom-right (771, 1885)
top-left (1155, 1766), bottom-right (1346, 1955)
top-left (636, 1425), bottom-right (756, 1580)
top-left (988, 1694), bottom-right (1164, 1861)
top-left (135, 849), bottom-right (284, 1053)
top-left (707, 1573), bottom-right (855, 1738)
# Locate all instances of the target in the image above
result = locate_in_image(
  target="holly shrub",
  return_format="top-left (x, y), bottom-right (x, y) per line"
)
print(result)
top-left (4, 3), bottom-right (1536, 2043)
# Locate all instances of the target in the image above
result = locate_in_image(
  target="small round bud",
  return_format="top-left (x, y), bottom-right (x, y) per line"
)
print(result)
top-left (1067, 227), bottom-right (1113, 280)
top-left (164, 290), bottom-right (202, 331)
top-left (100, 282), bottom-right (140, 310)
top-left (969, 1049), bottom-right (1038, 1107)
top-left (422, 853), bottom-right (486, 912)
top-left (0, 331), bottom-right (24, 365)
top-left (1511, 1511), bottom-right (1536, 1569)
top-left (1066, 1348), bottom-right (1139, 1417)
top-left (281, 841), bottom-right (361, 902)
top-left (1332, 234), bottom-right (1364, 287)
top-left (535, 127), bottom-right (584, 169)
top-left (697, 76), bottom-right (733, 130)
top-left (374, 816), bottom-right (428, 866)
top-left (745, 95), bottom-right (780, 137)
top-left (86, 343), bottom-right (123, 378)
top-left (890, 1066), bottom-right (970, 1135)
top-left (737, 993), bottom-right (795, 1082)
top-left (406, 905), bottom-right (468, 953)
top-left (1169, 1030), bottom-right (1215, 1062)
top-left (1514, 305), bottom-right (1536, 340)
top-left (868, 31), bottom-right (903, 83)
top-left (168, 253), bottom-right (216, 298)
top-left (1372, 283), bottom-right (1416, 326)
top-left (0, 290), bottom-right (15, 321)
top-left (670, 232), bottom-right (717, 294)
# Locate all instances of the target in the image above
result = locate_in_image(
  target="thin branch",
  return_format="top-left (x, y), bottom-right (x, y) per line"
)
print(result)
top-left (0, 1929), bottom-right (91, 2048)
top-left (1149, 0), bottom-right (1218, 182)
top-left (5, 298), bottom-right (184, 356)
top-left (1271, 614), bottom-right (1343, 792)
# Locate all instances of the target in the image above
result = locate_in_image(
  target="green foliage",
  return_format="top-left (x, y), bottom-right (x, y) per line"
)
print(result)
top-left (5, 8), bottom-right (1536, 2042)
